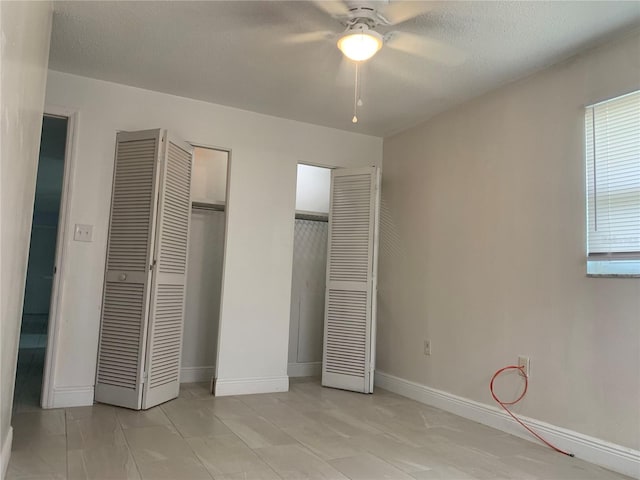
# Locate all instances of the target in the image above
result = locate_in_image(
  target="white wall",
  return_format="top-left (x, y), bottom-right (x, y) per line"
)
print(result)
top-left (0, 1), bottom-right (52, 476)
top-left (379, 31), bottom-right (640, 450)
top-left (44, 71), bottom-right (381, 401)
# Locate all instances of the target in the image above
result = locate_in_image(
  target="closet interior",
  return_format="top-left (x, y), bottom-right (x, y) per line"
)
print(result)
top-left (288, 164), bottom-right (331, 377)
top-left (182, 146), bottom-right (228, 384)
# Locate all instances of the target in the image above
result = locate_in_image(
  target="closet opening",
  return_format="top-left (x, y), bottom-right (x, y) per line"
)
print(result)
top-left (288, 164), bottom-right (332, 378)
top-left (13, 114), bottom-right (69, 412)
top-left (181, 146), bottom-right (229, 386)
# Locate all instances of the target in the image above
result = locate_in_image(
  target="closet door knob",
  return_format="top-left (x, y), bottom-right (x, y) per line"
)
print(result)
top-left (119, 273), bottom-right (128, 281)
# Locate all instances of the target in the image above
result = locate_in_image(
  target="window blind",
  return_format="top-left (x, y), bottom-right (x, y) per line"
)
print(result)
top-left (585, 90), bottom-right (640, 262)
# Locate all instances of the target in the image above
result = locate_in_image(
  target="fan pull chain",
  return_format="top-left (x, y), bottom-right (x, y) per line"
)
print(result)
top-left (352, 62), bottom-right (365, 123)
top-left (357, 62), bottom-right (363, 108)
top-left (352, 62), bottom-right (360, 123)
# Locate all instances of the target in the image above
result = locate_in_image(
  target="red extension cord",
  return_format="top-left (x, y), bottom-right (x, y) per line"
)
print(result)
top-left (490, 365), bottom-right (574, 457)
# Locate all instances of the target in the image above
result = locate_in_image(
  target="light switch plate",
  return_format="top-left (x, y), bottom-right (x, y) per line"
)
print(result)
top-left (74, 224), bottom-right (93, 242)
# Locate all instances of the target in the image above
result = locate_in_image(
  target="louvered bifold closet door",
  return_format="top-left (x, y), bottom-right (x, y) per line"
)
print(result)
top-left (96, 130), bottom-right (162, 410)
top-left (322, 167), bottom-right (380, 393)
top-left (142, 134), bottom-right (193, 409)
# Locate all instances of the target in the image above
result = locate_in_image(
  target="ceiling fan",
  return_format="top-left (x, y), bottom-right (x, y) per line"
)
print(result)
top-left (316, 1), bottom-right (428, 60)
top-left (286, 1), bottom-right (465, 122)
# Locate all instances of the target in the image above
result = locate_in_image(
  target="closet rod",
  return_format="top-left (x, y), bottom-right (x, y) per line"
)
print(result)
top-left (192, 201), bottom-right (225, 212)
top-left (295, 210), bottom-right (328, 222)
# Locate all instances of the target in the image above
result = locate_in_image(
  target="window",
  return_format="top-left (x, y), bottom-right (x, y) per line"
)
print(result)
top-left (585, 90), bottom-right (640, 276)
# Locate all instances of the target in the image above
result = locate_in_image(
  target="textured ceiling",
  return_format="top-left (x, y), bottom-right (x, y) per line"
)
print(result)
top-left (50, 1), bottom-right (640, 137)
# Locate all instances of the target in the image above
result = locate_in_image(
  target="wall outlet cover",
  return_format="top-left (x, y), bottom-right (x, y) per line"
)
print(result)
top-left (518, 356), bottom-right (530, 377)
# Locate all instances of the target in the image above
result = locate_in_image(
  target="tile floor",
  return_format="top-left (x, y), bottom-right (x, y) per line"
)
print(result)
top-left (7, 377), bottom-right (631, 480)
top-left (13, 314), bottom-right (49, 414)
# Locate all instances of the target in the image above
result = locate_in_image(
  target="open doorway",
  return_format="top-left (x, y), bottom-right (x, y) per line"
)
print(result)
top-left (181, 146), bottom-right (229, 387)
top-left (288, 164), bottom-right (332, 377)
top-left (13, 115), bottom-right (68, 412)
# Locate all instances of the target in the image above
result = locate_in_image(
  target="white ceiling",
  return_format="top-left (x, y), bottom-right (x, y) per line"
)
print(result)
top-left (50, 1), bottom-right (640, 137)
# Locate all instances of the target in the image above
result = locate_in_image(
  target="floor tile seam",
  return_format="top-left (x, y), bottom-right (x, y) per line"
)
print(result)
top-left (284, 431), bottom-right (365, 463)
top-left (234, 393), bottom-right (276, 415)
top-left (250, 441), bottom-right (326, 479)
top-left (159, 402), bottom-right (217, 480)
top-left (66, 447), bottom-right (90, 480)
top-left (166, 399), bottom-right (265, 439)
top-left (212, 405), bottom-right (320, 479)
top-left (254, 432), bottom-right (349, 476)
top-left (117, 413), bottom-right (150, 480)
top-left (219, 398), bottom-right (295, 435)
top-left (214, 413), bottom-right (279, 450)
top-left (247, 397), bottom-right (303, 418)
top-left (185, 414), bottom-right (284, 480)
top-left (329, 450), bottom-right (416, 479)
top-left (64, 409), bottom-right (70, 479)
top-left (371, 438), bottom-right (462, 476)
top-left (273, 399), bottom-right (317, 417)
top-left (243, 444), bottom-right (286, 480)
top-left (323, 409), bottom-right (388, 438)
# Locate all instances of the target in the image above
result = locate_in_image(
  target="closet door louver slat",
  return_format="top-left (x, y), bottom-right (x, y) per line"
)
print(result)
top-left (95, 131), bottom-right (162, 409)
top-left (322, 167), bottom-right (379, 393)
top-left (142, 136), bottom-right (193, 409)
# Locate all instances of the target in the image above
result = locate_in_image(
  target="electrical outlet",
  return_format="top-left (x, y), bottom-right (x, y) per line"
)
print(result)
top-left (518, 356), bottom-right (530, 377)
top-left (424, 340), bottom-right (431, 356)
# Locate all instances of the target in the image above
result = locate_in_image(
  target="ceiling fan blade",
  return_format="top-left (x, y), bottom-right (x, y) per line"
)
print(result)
top-left (385, 32), bottom-right (466, 66)
top-left (368, 52), bottom-right (431, 90)
top-left (380, 1), bottom-right (435, 26)
top-left (282, 30), bottom-right (336, 45)
top-left (311, 0), bottom-right (350, 18)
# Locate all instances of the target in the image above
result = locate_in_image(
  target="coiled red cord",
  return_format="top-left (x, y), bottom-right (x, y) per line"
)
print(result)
top-left (490, 365), bottom-right (574, 457)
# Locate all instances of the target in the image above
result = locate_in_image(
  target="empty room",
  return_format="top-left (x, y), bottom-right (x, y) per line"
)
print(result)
top-left (1, 1), bottom-right (639, 480)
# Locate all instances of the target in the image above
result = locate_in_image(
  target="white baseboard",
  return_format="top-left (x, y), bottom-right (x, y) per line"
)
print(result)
top-left (180, 366), bottom-right (215, 384)
top-left (1, 426), bottom-right (13, 480)
top-left (50, 385), bottom-right (94, 408)
top-left (288, 362), bottom-right (321, 377)
top-left (375, 371), bottom-right (640, 479)
top-left (214, 375), bottom-right (289, 397)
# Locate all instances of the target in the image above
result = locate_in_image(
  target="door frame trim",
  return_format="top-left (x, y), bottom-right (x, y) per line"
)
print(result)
top-left (40, 105), bottom-right (79, 408)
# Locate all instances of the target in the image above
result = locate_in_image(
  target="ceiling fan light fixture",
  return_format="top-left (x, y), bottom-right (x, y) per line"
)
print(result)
top-left (337, 24), bottom-right (383, 62)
